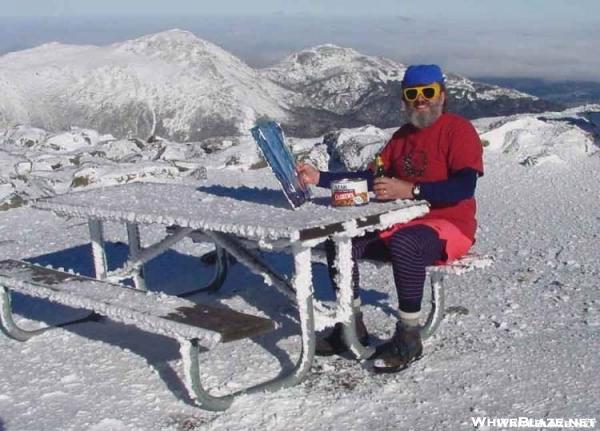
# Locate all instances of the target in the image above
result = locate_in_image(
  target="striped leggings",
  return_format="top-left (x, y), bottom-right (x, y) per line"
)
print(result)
top-left (325, 224), bottom-right (445, 313)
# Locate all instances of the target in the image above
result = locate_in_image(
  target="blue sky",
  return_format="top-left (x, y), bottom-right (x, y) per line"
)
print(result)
top-left (0, 1), bottom-right (598, 81)
top-left (1, 0), bottom-right (599, 21)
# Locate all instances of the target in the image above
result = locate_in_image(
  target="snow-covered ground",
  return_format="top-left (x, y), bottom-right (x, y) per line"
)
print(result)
top-left (0, 108), bottom-right (599, 430)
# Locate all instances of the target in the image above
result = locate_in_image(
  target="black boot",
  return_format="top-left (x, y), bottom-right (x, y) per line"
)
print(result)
top-left (371, 320), bottom-right (423, 373)
top-left (315, 312), bottom-right (369, 356)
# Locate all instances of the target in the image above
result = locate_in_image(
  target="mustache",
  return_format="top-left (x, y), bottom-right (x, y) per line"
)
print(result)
top-left (406, 98), bottom-right (443, 110)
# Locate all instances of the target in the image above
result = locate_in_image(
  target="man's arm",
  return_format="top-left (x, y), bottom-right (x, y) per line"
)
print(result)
top-left (310, 166), bottom-right (478, 203)
top-left (418, 168), bottom-right (479, 203)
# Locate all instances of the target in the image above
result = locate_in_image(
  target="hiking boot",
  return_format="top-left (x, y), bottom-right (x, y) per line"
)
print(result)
top-left (371, 321), bottom-right (423, 373)
top-left (315, 312), bottom-right (369, 356)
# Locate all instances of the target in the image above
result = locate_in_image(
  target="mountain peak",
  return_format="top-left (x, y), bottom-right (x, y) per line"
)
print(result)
top-left (279, 44), bottom-right (366, 67)
top-left (130, 29), bottom-right (200, 44)
top-left (114, 29), bottom-right (236, 63)
top-left (303, 44), bottom-right (359, 55)
top-left (262, 44), bottom-right (405, 103)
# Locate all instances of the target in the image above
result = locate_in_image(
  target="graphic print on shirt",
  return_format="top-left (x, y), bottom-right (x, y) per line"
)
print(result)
top-left (402, 150), bottom-right (428, 178)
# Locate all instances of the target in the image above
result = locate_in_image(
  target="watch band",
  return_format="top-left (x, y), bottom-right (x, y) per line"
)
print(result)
top-left (412, 183), bottom-right (421, 199)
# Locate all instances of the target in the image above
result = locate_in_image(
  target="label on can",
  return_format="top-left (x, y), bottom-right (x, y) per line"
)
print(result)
top-left (331, 179), bottom-right (369, 206)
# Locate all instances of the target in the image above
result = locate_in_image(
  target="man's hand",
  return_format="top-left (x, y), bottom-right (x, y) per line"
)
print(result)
top-left (373, 177), bottom-right (415, 200)
top-left (296, 162), bottom-right (320, 186)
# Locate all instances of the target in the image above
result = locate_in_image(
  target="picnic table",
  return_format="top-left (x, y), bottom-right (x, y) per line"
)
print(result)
top-left (2, 180), bottom-right (429, 410)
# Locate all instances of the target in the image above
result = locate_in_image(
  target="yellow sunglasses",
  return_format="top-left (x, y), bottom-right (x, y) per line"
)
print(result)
top-left (402, 83), bottom-right (442, 101)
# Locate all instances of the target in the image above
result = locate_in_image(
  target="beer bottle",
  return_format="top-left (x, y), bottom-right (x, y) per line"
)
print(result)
top-left (374, 154), bottom-right (385, 178)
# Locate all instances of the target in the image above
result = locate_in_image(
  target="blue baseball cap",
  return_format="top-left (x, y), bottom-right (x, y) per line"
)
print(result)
top-left (402, 64), bottom-right (445, 87)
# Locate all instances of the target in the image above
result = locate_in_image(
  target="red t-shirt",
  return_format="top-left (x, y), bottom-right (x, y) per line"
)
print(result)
top-left (379, 112), bottom-right (484, 242)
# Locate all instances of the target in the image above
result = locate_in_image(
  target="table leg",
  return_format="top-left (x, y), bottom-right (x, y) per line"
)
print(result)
top-left (334, 237), bottom-right (375, 360)
top-left (178, 244), bottom-right (229, 297)
top-left (420, 271), bottom-right (445, 340)
top-left (126, 222), bottom-right (146, 291)
top-left (106, 227), bottom-right (193, 283)
top-left (179, 241), bottom-right (316, 411)
top-left (203, 232), bottom-right (295, 300)
top-left (288, 243), bottom-right (317, 378)
top-left (0, 284), bottom-right (100, 341)
top-left (88, 219), bottom-right (107, 280)
top-left (164, 227), bottom-right (230, 295)
top-left (0, 285), bottom-right (48, 341)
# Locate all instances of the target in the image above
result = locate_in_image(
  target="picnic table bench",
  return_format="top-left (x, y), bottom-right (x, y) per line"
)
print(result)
top-left (0, 259), bottom-right (277, 411)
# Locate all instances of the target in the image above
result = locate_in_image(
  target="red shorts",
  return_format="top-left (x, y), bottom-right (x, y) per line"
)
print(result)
top-left (378, 218), bottom-right (473, 264)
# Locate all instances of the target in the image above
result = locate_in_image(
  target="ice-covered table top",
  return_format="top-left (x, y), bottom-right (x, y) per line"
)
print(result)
top-left (33, 182), bottom-right (429, 242)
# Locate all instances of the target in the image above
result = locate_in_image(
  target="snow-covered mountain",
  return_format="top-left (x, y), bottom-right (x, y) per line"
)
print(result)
top-left (262, 44), bottom-right (560, 135)
top-left (0, 30), bottom-right (293, 142)
top-left (0, 30), bottom-right (561, 143)
top-left (262, 44), bottom-right (405, 115)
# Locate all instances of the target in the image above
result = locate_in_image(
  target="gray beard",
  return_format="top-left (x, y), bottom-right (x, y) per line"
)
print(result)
top-left (406, 103), bottom-right (444, 129)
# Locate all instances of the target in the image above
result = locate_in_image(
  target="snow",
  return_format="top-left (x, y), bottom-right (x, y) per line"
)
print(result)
top-left (0, 30), bottom-right (292, 141)
top-left (1, 109), bottom-right (599, 428)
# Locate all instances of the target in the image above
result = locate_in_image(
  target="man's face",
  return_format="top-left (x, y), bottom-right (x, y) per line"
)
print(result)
top-left (402, 83), bottom-right (445, 129)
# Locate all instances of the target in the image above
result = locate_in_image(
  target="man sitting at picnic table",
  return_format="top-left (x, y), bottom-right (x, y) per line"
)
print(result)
top-left (297, 64), bottom-right (484, 373)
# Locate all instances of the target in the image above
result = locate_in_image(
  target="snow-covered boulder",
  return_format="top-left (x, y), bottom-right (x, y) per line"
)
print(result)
top-left (303, 143), bottom-right (330, 171)
top-left (44, 130), bottom-right (101, 153)
top-left (0, 181), bottom-right (15, 202)
top-left (70, 162), bottom-right (181, 189)
top-left (0, 125), bottom-right (48, 149)
top-left (479, 110), bottom-right (599, 166)
top-left (29, 154), bottom-right (80, 172)
top-left (0, 149), bottom-right (28, 177)
top-left (97, 139), bottom-right (143, 162)
top-left (324, 125), bottom-right (391, 170)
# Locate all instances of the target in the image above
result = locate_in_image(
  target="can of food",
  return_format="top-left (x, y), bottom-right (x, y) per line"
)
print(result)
top-left (331, 179), bottom-right (369, 207)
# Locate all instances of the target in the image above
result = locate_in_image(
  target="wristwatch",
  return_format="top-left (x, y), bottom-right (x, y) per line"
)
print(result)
top-left (411, 183), bottom-right (421, 199)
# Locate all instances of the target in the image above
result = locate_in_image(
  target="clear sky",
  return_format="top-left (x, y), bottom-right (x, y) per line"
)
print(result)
top-left (1, 0), bottom-right (599, 21)
top-left (0, 0), bottom-right (598, 81)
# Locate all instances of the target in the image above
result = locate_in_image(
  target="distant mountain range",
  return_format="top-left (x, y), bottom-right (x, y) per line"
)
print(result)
top-left (0, 30), bottom-right (562, 142)
top-left (474, 77), bottom-right (600, 108)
